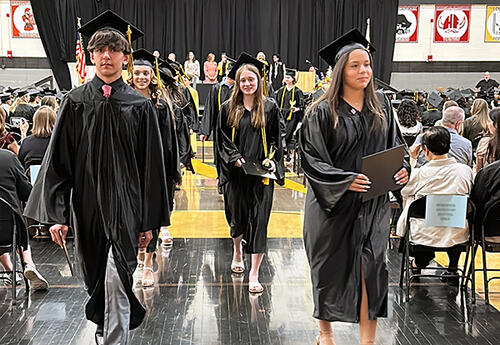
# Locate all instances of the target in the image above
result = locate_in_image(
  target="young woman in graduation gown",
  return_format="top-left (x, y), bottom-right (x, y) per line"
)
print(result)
top-left (299, 30), bottom-right (409, 345)
top-left (216, 63), bottom-right (284, 293)
top-left (129, 51), bottom-right (181, 287)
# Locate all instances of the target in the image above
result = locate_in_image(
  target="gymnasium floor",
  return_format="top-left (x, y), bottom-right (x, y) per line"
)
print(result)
top-left (1, 154), bottom-right (500, 345)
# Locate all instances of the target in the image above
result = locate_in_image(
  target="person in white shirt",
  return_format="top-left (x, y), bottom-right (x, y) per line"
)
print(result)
top-left (397, 126), bottom-right (473, 283)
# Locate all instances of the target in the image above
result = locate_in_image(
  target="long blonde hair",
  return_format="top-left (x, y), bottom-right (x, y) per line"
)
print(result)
top-left (307, 49), bottom-right (384, 130)
top-left (32, 106), bottom-right (56, 137)
top-left (470, 98), bottom-right (490, 132)
top-left (227, 64), bottom-right (266, 129)
top-left (9, 97), bottom-right (26, 113)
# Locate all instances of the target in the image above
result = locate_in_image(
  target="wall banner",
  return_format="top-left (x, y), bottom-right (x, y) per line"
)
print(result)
top-left (485, 6), bottom-right (500, 42)
top-left (396, 6), bottom-right (419, 43)
top-left (434, 5), bottom-right (470, 43)
top-left (11, 1), bottom-right (39, 38)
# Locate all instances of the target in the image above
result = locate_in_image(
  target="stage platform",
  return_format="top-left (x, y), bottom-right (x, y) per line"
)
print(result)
top-left (1, 171), bottom-right (500, 345)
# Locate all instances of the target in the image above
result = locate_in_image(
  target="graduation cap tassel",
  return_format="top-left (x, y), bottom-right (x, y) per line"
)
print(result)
top-left (414, 91), bottom-right (418, 103)
top-left (126, 25), bottom-right (134, 78)
top-left (262, 66), bottom-right (268, 97)
top-left (155, 57), bottom-right (165, 89)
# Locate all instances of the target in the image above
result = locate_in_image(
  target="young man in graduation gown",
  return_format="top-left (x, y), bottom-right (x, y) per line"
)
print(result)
top-left (24, 11), bottom-right (170, 345)
top-left (275, 69), bottom-right (305, 164)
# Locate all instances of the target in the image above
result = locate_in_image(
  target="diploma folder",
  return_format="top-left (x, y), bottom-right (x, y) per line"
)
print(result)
top-left (361, 145), bottom-right (405, 202)
top-left (241, 159), bottom-right (277, 180)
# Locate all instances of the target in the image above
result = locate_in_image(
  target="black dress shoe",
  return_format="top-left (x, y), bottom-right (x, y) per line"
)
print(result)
top-left (95, 324), bottom-right (104, 345)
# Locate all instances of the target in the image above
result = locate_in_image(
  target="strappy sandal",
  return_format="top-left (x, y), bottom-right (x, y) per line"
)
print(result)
top-left (137, 248), bottom-right (146, 269)
top-left (231, 259), bottom-right (245, 274)
top-left (316, 330), bottom-right (334, 345)
top-left (249, 281), bottom-right (264, 294)
top-left (141, 267), bottom-right (154, 287)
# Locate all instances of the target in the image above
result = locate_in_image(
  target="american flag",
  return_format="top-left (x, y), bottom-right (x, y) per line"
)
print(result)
top-left (75, 17), bottom-right (87, 85)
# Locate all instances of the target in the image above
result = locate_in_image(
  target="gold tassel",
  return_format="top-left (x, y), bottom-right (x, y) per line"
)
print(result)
top-left (262, 64), bottom-right (268, 97)
top-left (262, 178), bottom-right (270, 185)
top-left (155, 56), bottom-right (165, 89)
top-left (126, 25), bottom-right (134, 78)
top-left (414, 90), bottom-right (418, 103)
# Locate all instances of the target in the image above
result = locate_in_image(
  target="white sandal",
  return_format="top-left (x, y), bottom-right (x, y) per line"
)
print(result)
top-left (231, 260), bottom-right (245, 274)
top-left (141, 267), bottom-right (154, 287)
top-left (248, 281), bottom-right (263, 294)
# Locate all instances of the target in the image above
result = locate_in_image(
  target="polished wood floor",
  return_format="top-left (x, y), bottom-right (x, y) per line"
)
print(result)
top-left (2, 160), bottom-right (500, 344)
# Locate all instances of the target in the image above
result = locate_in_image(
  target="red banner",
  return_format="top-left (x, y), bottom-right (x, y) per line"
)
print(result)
top-left (396, 6), bottom-right (419, 43)
top-left (434, 5), bottom-right (470, 43)
top-left (10, 1), bottom-right (39, 38)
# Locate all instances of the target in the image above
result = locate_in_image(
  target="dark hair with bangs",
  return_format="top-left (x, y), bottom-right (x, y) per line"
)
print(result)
top-left (87, 29), bottom-right (131, 54)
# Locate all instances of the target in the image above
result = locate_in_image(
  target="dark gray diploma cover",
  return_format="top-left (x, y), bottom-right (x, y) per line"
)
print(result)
top-left (241, 159), bottom-right (277, 180)
top-left (361, 145), bottom-right (405, 202)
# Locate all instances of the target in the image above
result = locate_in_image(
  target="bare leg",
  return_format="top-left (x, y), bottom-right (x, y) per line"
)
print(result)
top-left (232, 235), bottom-right (243, 263)
top-left (359, 267), bottom-right (377, 344)
top-left (142, 252), bottom-right (155, 286)
top-left (0, 253), bottom-right (13, 271)
top-left (317, 320), bottom-right (335, 345)
top-left (20, 246), bottom-right (35, 267)
top-left (248, 253), bottom-right (264, 283)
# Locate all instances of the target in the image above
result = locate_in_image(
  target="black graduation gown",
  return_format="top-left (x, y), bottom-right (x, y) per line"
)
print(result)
top-left (421, 109), bottom-right (441, 127)
top-left (299, 91), bottom-right (409, 322)
top-left (275, 85), bottom-right (305, 149)
top-left (24, 76), bottom-right (170, 329)
top-left (12, 103), bottom-right (36, 123)
top-left (271, 62), bottom-right (284, 91)
top-left (181, 85), bottom-right (200, 133)
top-left (0, 149), bottom-right (31, 248)
top-left (470, 160), bottom-right (500, 232)
top-left (216, 98), bottom-right (285, 253)
top-left (200, 83), bottom-right (232, 139)
top-left (174, 100), bottom-right (195, 173)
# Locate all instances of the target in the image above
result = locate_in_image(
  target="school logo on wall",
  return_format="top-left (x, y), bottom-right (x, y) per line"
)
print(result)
top-left (434, 5), bottom-right (470, 43)
top-left (396, 6), bottom-right (419, 43)
top-left (10, 1), bottom-right (39, 38)
top-left (485, 6), bottom-right (500, 42)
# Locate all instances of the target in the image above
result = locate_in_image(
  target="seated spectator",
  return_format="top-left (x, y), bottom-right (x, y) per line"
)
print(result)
top-left (462, 98), bottom-right (490, 151)
top-left (434, 100), bottom-right (458, 127)
top-left (10, 91), bottom-right (35, 124)
top-left (18, 106), bottom-right (56, 170)
top-left (0, 148), bottom-right (48, 291)
top-left (476, 108), bottom-right (500, 172)
top-left (410, 106), bottom-right (472, 168)
top-left (397, 127), bottom-right (474, 282)
top-left (40, 96), bottom-right (58, 112)
top-left (470, 160), bottom-right (500, 237)
top-left (396, 99), bottom-right (422, 146)
top-left (0, 107), bottom-right (22, 155)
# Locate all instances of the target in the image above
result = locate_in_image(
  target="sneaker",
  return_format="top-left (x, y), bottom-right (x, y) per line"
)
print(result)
top-left (24, 264), bottom-right (49, 291)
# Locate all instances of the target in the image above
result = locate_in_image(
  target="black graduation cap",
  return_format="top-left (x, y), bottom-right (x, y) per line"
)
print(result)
top-left (27, 88), bottom-right (41, 97)
top-left (319, 28), bottom-right (375, 67)
top-left (447, 89), bottom-right (464, 102)
top-left (78, 10), bottom-right (143, 41)
top-left (159, 60), bottom-right (177, 84)
top-left (133, 49), bottom-right (158, 69)
top-left (41, 87), bottom-right (57, 96)
top-left (461, 88), bottom-right (474, 98)
top-left (427, 92), bottom-right (443, 108)
top-left (0, 93), bottom-right (11, 102)
top-left (15, 89), bottom-right (29, 98)
top-left (228, 52), bottom-right (265, 80)
top-left (285, 68), bottom-right (297, 77)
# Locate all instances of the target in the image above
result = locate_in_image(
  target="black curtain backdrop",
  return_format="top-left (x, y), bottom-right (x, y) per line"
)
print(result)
top-left (31, 0), bottom-right (398, 90)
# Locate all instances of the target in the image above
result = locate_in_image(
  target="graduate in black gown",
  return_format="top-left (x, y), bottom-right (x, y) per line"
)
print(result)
top-left (129, 49), bottom-right (181, 287)
top-left (23, 11), bottom-right (170, 345)
top-left (216, 53), bottom-right (284, 294)
top-left (162, 60), bottom-right (196, 173)
top-left (275, 68), bottom-right (305, 156)
top-left (299, 29), bottom-right (409, 345)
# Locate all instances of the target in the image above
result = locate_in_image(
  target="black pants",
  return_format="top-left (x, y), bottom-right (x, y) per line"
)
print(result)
top-left (411, 245), bottom-right (463, 271)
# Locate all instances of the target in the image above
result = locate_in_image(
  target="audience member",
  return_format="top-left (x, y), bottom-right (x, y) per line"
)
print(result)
top-left (476, 108), bottom-right (500, 171)
top-left (0, 148), bottom-right (49, 291)
top-left (434, 100), bottom-right (458, 127)
top-left (40, 95), bottom-right (58, 112)
top-left (203, 53), bottom-right (218, 84)
top-left (410, 106), bottom-right (472, 168)
top-left (18, 106), bottom-right (56, 170)
top-left (470, 160), bottom-right (500, 235)
top-left (11, 91), bottom-right (36, 123)
top-left (0, 107), bottom-right (21, 154)
top-left (168, 52), bottom-right (176, 62)
top-left (184, 51), bottom-right (200, 84)
top-left (1, 93), bottom-right (12, 116)
top-left (462, 98), bottom-right (490, 151)
top-left (397, 126), bottom-right (473, 283)
top-left (396, 99), bottom-right (422, 146)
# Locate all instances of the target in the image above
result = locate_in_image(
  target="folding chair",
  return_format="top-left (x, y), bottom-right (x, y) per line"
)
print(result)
top-left (0, 197), bottom-right (30, 304)
top-left (468, 200), bottom-right (500, 304)
top-left (399, 195), bottom-right (476, 303)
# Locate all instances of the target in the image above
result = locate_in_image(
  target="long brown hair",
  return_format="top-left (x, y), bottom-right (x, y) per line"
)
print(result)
top-left (227, 64), bottom-right (266, 129)
top-left (128, 67), bottom-right (162, 106)
top-left (32, 106), bottom-right (56, 137)
top-left (487, 108), bottom-right (500, 162)
top-left (307, 49), bottom-right (384, 129)
top-left (0, 107), bottom-right (6, 137)
top-left (470, 98), bottom-right (490, 132)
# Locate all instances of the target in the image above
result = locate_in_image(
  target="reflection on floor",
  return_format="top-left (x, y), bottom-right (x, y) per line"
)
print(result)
top-left (1, 171), bottom-right (500, 345)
